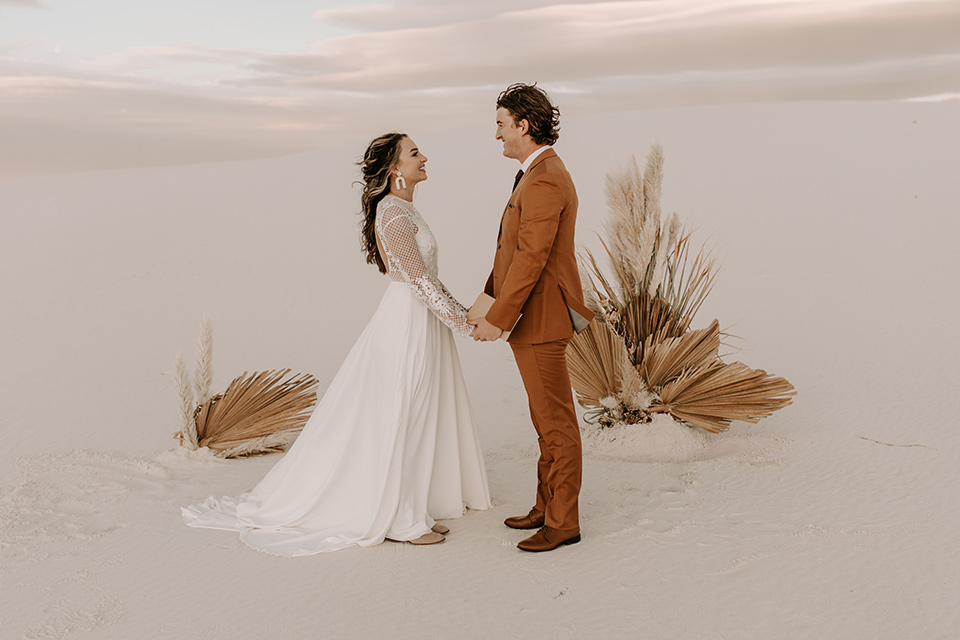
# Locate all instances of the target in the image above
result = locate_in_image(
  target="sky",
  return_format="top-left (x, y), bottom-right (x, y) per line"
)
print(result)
top-left (1, 0), bottom-right (959, 175)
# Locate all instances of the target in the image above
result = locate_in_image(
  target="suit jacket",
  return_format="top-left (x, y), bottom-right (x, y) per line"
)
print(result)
top-left (484, 148), bottom-right (594, 344)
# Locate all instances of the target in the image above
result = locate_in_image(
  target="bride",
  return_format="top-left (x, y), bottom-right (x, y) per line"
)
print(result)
top-left (182, 132), bottom-right (492, 556)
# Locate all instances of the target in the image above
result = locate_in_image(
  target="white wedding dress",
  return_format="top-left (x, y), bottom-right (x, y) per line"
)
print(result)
top-left (182, 195), bottom-right (491, 556)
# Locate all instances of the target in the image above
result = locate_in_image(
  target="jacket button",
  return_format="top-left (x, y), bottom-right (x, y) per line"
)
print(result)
top-left (497, 244), bottom-right (501, 249)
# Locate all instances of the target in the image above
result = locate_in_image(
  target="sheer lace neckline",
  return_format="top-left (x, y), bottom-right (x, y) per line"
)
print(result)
top-left (384, 194), bottom-right (415, 206)
top-left (373, 195), bottom-right (472, 338)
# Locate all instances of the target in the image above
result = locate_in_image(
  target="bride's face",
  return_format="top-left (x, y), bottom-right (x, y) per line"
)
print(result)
top-left (394, 137), bottom-right (428, 188)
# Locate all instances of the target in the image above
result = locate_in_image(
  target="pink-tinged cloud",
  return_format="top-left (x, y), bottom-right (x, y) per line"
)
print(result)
top-left (313, 0), bottom-right (610, 32)
top-left (2, 0), bottom-right (960, 176)
top-left (76, 47), bottom-right (234, 73)
top-left (0, 0), bottom-right (45, 7)
top-left (268, 0), bottom-right (960, 93)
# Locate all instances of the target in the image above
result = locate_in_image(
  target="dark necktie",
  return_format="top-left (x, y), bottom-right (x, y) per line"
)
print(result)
top-left (512, 169), bottom-right (523, 192)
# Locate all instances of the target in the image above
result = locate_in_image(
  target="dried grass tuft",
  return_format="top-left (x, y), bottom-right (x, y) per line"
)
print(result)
top-left (568, 144), bottom-right (795, 435)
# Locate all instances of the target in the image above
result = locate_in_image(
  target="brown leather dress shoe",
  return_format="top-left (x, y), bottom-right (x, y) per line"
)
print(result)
top-left (517, 526), bottom-right (581, 552)
top-left (504, 508), bottom-right (545, 530)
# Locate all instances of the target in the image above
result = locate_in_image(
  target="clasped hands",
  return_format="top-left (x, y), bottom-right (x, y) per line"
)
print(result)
top-left (468, 317), bottom-right (503, 342)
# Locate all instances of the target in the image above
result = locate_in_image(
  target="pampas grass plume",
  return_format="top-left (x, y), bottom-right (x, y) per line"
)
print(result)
top-left (642, 143), bottom-right (664, 224)
top-left (604, 154), bottom-right (660, 298)
top-left (195, 315), bottom-right (213, 405)
top-left (174, 353), bottom-right (199, 449)
top-left (666, 212), bottom-right (681, 248)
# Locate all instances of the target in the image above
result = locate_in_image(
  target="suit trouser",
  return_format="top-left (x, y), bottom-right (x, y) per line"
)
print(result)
top-left (510, 337), bottom-right (582, 532)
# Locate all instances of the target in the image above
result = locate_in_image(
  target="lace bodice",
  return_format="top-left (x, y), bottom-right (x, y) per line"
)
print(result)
top-left (375, 195), bottom-right (473, 338)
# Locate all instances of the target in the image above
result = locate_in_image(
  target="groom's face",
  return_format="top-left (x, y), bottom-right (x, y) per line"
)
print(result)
top-left (496, 107), bottom-right (527, 161)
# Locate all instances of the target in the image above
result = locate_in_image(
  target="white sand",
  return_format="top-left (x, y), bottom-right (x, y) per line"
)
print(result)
top-left (1, 100), bottom-right (958, 638)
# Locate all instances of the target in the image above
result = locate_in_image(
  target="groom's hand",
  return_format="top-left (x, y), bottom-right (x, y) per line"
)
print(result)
top-left (468, 317), bottom-right (503, 342)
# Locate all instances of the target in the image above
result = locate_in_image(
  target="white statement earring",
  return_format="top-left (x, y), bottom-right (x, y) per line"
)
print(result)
top-left (394, 171), bottom-right (406, 190)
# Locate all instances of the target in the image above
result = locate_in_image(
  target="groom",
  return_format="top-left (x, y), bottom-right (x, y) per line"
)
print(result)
top-left (470, 83), bottom-right (594, 552)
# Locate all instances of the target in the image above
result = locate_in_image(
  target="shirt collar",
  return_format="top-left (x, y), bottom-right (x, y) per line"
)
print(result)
top-left (519, 145), bottom-right (551, 174)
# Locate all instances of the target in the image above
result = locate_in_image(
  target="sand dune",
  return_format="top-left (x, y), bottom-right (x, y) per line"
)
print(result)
top-left (1, 100), bottom-right (958, 638)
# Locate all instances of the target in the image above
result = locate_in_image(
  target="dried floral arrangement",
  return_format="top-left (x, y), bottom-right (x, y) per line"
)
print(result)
top-left (567, 144), bottom-right (795, 434)
top-left (174, 316), bottom-right (319, 458)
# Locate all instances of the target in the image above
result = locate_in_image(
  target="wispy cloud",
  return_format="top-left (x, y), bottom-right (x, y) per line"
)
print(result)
top-left (0, 40), bottom-right (46, 55)
top-left (76, 46), bottom-right (232, 73)
top-left (273, 0), bottom-right (960, 93)
top-left (0, 0), bottom-right (46, 7)
top-left (2, 0), bottom-right (960, 175)
top-left (313, 0), bottom-right (604, 31)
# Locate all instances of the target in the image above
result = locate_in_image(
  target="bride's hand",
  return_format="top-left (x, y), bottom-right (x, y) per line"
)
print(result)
top-left (469, 317), bottom-right (503, 342)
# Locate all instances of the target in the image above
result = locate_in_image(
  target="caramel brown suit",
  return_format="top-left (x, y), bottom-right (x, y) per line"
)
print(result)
top-left (484, 147), bottom-right (593, 532)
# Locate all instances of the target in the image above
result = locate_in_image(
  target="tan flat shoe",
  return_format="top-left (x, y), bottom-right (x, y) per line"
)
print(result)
top-left (431, 523), bottom-right (450, 535)
top-left (408, 531), bottom-right (445, 545)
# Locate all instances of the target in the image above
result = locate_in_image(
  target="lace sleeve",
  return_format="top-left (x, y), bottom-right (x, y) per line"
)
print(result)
top-left (377, 204), bottom-right (474, 338)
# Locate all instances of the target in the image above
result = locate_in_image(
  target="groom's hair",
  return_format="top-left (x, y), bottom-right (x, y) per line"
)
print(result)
top-left (497, 83), bottom-right (560, 146)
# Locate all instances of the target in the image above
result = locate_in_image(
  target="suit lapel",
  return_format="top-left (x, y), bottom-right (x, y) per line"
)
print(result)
top-left (512, 147), bottom-right (557, 195)
top-left (498, 147), bottom-right (558, 240)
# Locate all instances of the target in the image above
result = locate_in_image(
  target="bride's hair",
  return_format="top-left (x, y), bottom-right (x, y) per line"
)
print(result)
top-left (357, 132), bottom-right (406, 274)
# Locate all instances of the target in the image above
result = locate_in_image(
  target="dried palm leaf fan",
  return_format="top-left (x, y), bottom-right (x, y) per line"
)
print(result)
top-left (174, 317), bottom-right (319, 457)
top-left (641, 320), bottom-right (794, 433)
top-left (650, 360), bottom-right (796, 433)
top-left (567, 144), bottom-right (795, 432)
top-left (565, 321), bottom-right (630, 409)
top-left (192, 369), bottom-right (318, 457)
